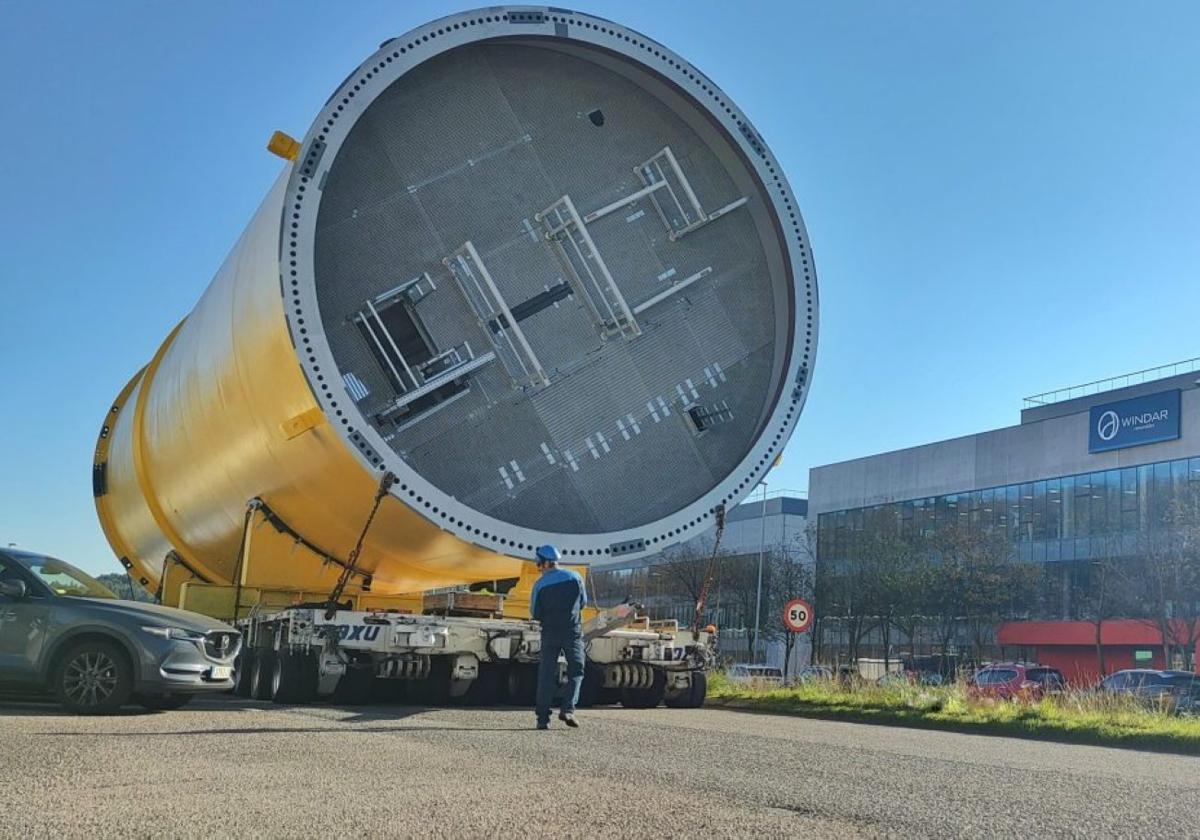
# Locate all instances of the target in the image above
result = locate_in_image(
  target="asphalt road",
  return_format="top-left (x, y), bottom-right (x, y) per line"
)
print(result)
top-left (0, 696), bottom-right (1196, 839)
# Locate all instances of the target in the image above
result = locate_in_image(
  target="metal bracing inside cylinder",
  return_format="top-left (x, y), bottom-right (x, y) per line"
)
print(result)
top-left (636, 146), bottom-right (749, 241)
top-left (538, 195), bottom-right (642, 341)
top-left (445, 241), bottom-right (550, 388)
top-left (353, 279), bottom-right (493, 423)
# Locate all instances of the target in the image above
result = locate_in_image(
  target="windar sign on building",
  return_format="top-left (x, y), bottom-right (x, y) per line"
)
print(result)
top-left (783, 598), bottom-right (813, 634)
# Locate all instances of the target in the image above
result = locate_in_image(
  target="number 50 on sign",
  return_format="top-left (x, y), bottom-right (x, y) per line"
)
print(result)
top-left (783, 598), bottom-right (813, 633)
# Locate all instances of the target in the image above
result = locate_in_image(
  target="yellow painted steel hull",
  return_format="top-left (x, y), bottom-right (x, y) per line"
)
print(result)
top-left (93, 173), bottom-right (523, 595)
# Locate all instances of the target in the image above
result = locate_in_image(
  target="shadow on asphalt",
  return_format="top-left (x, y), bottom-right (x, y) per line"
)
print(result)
top-left (0, 696), bottom-right (157, 718)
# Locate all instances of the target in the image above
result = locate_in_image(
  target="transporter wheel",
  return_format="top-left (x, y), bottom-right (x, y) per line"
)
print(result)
top-left (621, 668), bottom-right (666, 709)
top-left (664, 671), bottom-right (708, 709)
top-left (333, 663), bottom-right (375, 706)
top-left (271, 651), bottom-right (314, 705)
top-left (504, 664), bottom-right (538, 707)
top-left (250, 650), bottom-right (277, 701)
top-left (463, 663), bottom-right (505, 706)
top-left (577, 662), bottom-right (605, 708)
top-left (136, 693), bottom-right (193, 711)
top-left (233, 649), bottom-right (256, 698)
top-left (409, 657), bottom-right (452, 706)
top-left (54, 639), bottom-right (134, 715)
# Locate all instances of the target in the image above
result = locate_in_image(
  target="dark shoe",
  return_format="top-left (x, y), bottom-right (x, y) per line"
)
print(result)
top-left (536, 721), bottom-right (549, 730)
top-left (558, 712), bottom-right (579, 728)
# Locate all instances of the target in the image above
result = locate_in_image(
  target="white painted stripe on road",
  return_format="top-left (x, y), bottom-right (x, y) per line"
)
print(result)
top-left (540, 442), bottom-right (557, 465)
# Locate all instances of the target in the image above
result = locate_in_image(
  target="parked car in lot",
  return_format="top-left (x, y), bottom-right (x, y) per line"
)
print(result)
top-left (794, 665), bottom-right (833, 684)
top-left (1096, 669), bottom-right (1199, 711)
top-left (1175, 682), bottom-right (1200, 716)
top-left (968, 663), bottom-right (1065, 700)
top-left (727, 664), bottom-right (784, 687)
top-left (0, 548), bottom-right (240, 714)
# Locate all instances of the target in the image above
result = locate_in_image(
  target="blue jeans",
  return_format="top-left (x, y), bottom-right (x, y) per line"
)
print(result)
top-left (536, 626), bottom-right (584, 724)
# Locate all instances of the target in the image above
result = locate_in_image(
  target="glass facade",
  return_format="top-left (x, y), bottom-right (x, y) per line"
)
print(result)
top-left (817, 455), bottom-right (1200, 566)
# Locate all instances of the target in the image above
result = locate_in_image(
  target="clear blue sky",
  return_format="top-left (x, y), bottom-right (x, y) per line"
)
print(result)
top-left (1, 2), bottom-right (1197, 574)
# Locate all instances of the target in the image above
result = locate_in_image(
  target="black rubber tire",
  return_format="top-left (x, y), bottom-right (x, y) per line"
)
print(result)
top-left (250, 650), bottom-right (277, 701)
top-left (332, 664), bottom-right (374, 705)
top-left (577, 661), bottom-right (605, 708)
top-left (409, 658), bottom-right (452, 706)
top-left (664, 671), bottom-right (708, 708)
top-left (136, 693), bottom-right (193, 711)
top-left (504, 664), bottom-right (538, 707)
top-left (621, 668), bottom-right (666, 709)
top-left (463, 663), bottom-right (505, 706)
top-left (54, 639), bottom-right (134, 715)
top-left (664, 679), bottom-right (689, 708)
top-left (271, 652), bottom-right (312, 704)
top-left (233, 649), bottom-right (256, 698)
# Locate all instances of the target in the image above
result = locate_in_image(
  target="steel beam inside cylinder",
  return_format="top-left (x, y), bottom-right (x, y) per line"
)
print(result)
top-left (445, 241), bottom-right (549, 388)
top-left (582, 181), bottom-right (669, 224)
top-left (366, 300), bottom-right (420, 390)
top-left (538, 195), bottom-right (641, 339)
top-left (632, 266), bottom-right (714, 315)
top-left (358, 308), bottom-right (408, 393)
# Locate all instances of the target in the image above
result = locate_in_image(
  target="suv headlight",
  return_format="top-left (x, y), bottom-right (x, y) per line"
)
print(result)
top-left (141, 625), bottom-right (206, 642)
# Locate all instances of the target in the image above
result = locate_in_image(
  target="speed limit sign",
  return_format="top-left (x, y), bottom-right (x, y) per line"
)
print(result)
top-left (783, 598), bottom-right (813, 633)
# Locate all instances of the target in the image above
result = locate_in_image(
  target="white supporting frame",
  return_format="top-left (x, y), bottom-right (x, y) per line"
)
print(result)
top-left (636, 146), bottom-right (748, 241)
top-left (538, 195), bottom-right (641, 340)
top-left (445, 241), bottom-right (550, 388)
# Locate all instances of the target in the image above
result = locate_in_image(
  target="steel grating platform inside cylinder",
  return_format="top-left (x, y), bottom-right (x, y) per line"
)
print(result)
top-left (313, 39), bottom-right (791, 536)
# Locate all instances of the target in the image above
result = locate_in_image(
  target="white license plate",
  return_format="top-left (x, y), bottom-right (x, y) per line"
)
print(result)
top-left (209, 665), bottom-right (233, 680)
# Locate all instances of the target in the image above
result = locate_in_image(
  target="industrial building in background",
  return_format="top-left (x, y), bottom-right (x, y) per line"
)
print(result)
top-left (810, 359), bottom-right (1200, 679)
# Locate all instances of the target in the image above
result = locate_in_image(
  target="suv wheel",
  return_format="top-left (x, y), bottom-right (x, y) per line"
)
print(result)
top-left (55, 640), bottom-right (134, 715)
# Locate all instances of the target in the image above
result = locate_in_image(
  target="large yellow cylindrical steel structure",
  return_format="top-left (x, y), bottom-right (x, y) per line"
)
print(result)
top-left (93, 6), bottom-right (819, 596)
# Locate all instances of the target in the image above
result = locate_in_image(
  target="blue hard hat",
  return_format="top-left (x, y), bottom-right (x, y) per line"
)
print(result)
top-left (535, 544), bottom-right (561, 564)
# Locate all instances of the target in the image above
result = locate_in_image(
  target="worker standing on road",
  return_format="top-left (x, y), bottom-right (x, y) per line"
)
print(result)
top-left (530, 544), bottom-right (586, 730)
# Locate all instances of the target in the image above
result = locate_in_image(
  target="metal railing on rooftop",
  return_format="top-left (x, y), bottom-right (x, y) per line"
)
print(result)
top-left (1023, 357), bottom-right (1200, 409)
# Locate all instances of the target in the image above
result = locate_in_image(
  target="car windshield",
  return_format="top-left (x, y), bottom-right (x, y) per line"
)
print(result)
top-left (749, 667), bottom-right (783, 677)
top-left (975, 668), bottom-right (1018, 685)
top-left (1164, 674), bottom-right (1199, 686)
top-left (13, 553), bottom-right (117, 599)
top-left (1027, 669), bottom-right (1063, 684)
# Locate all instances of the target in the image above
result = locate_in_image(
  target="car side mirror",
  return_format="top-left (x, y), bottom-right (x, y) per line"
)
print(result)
top-left (0, 579), bottom-right (27, 599)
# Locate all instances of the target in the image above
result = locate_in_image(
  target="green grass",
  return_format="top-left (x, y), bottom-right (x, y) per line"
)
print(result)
top-left (705, 673), bottom-right (1200, 754)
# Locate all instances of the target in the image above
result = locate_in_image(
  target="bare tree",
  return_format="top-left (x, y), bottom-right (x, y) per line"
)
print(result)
top-left (1076, 531), bottom-right (1130, 678)
top-left (1136, 484), bottom-right (1200, 670)
top-left (934, 523), bottom-right (1037, 663)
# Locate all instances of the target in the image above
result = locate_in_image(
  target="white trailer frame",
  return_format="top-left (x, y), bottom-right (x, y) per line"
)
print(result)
top-left (235, 606), bottom-right (713, 707)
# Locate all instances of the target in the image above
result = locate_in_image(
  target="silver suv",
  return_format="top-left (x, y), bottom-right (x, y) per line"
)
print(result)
top-left (0, 548), bottom-right (240, 714)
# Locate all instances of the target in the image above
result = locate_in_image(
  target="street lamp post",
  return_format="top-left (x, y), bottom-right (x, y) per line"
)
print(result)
top-left (752, 480), bottom-right (768, 663)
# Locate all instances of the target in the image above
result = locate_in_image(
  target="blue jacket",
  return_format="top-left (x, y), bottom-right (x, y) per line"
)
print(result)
top-left (530, 567), bottom-right (587, 632)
